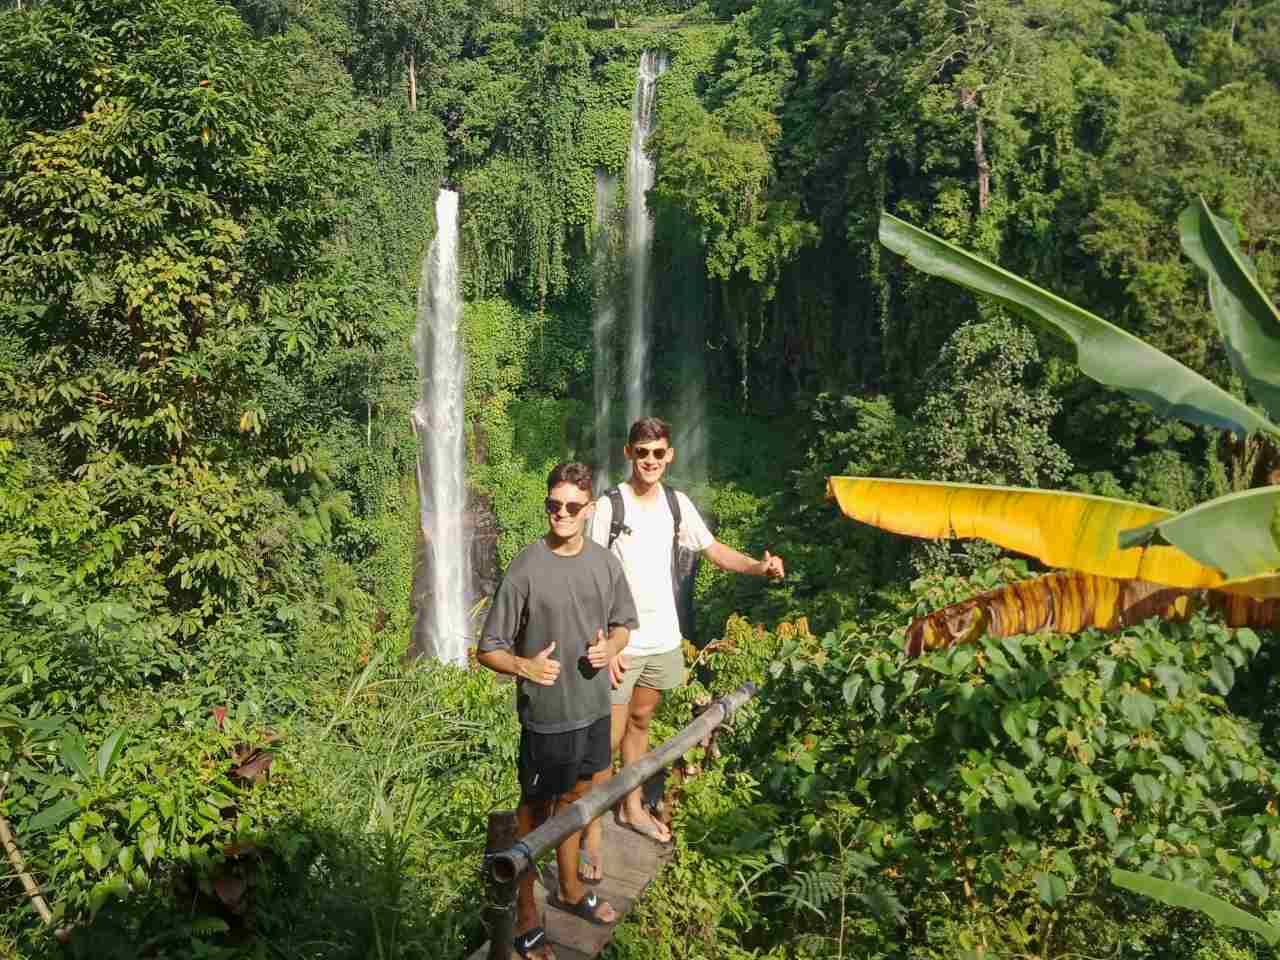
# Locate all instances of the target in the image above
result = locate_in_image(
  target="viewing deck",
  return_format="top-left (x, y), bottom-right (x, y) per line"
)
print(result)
top-left (467, 683), bottom-right (757, 960)
top-left (467, 816), bottom-right (673, 960)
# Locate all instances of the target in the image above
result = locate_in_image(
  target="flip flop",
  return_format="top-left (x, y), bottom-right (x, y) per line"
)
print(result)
top-left (577, 849), bottom-right (602, 885)
top-left (547, 889), bottom-right (617, 926)
top-left (513, 926), bottom-right (554, 960)
top-left (614, 810), bottom-right (673, 846)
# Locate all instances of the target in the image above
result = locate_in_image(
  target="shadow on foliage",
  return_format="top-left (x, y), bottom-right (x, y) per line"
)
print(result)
top-left (54, 811), bottom-right (486, 960)
top-left (1229, 627), bottom-right (1280, 762)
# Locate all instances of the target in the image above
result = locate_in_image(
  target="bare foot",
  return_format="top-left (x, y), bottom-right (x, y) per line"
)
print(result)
top-left (616, 807), bottom-right (671, 844)
top-left (578, 848), bottom-right (602, 883)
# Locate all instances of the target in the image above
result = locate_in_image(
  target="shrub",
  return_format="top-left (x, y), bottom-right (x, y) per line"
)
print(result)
top-left (732, 594), bottom-right (1279, 958)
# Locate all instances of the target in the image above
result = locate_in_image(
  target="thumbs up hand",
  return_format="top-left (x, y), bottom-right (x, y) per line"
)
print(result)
top-left (586, 629), bottom-right (611, 668)
top-left (758, 550), bottom-right (785, 580)
top-left (522, 642), bottom-right (561, 686)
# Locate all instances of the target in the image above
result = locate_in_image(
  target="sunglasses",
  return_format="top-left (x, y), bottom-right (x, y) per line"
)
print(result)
top-left (630, 445), bottom-right (670, 461)
top-left (545, 498), bottom-right (589, 517)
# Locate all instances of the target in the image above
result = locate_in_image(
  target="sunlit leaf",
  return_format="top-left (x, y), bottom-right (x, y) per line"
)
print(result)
top-left (1209, 655), bottom-right (1236, 696)
top-left (1111, 869), bottom-right (1279, 945)
top-left (900, 570), bottom-right (1280, 656)
top-left (26, 797), bottom-right (79, 835)
top-left (829, 477), bottom-right (1223, 589)
top-left (60, 733), bottom-right (93, 780)
top-left (1119, 486), bottom-right (1280, 583)
top-left (1180, 197), bottom-right (1280, 422)
top-left (1034, 871), bottom-right (1067, 906)
top-left (880, 211), bottom-right (1279, 439)
top-left (97, 726), bottom-right (129, 779)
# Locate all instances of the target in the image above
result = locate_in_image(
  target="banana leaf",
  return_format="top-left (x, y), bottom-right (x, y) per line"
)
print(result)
top-left (1213, 571), bottom-right (1280, 599)
top-left (1180, 197), bottom-right (1280, 423)
top-left (1111, 870), bottom-right (1280, 947)
top-left (1119, 484), bottom-right (1280, 580)
top-left (828, 476), bottom-right (1224, 589)
top-left (904, 571), bottom-right (1280, 657)
top-left (879, 212), bottom-right (1280, 439)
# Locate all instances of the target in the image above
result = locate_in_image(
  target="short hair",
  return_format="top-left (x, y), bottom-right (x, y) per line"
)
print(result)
top-left (627, 417), bottom-right (671, 446)
top-left (547, 461), bottom-right (593, 494)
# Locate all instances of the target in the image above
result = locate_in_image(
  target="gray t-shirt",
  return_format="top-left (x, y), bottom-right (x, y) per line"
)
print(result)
top-left (479, 538), bottom-right (639, 734)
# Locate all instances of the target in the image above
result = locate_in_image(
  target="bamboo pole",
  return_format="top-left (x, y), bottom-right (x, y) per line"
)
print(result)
top-left (0, 773), bottom-right (53, 926)
top-left (483, 811), bottom-right (518, 960)
top-left (487, 682), bottom-right (756, 885)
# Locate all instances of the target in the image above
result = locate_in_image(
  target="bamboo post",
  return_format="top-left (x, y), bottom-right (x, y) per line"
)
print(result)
top-left (483, 810), bottom-right (518, 960)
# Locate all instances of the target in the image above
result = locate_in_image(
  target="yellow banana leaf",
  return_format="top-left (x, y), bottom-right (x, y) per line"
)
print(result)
top-left (1215, 572), bottom-right (1280, 599)
top-left (1118, 485), bottom-right (1280, 580)
top-left (828, 477), bottom-right (1225, 590)
top-left (905, 571), bottom-right (1280, 657)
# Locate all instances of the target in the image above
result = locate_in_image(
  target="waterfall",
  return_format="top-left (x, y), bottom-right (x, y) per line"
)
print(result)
top-left (411, 189), bottom-right (471, 666)
top-left (592, 170), bottom-right (618, 490)
top-left (623, 50), bottom-right (669, 430)
top-left (669, 230), bottom-right (708, 490)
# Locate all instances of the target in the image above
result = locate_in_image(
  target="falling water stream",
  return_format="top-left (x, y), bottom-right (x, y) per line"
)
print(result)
top-left (592, 170), bottom-right (619, 489)
top-left (411, 189), bottom-right (471, 665)
top-left (623, 50), bottom-right (669, 431)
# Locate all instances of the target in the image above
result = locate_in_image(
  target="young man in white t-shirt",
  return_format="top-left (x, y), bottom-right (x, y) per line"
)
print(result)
top-left (581, 416), bottom-right (785, 865)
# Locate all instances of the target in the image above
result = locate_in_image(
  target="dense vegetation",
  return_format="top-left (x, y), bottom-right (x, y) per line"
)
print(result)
top-left (2, 0), bottom-right (1279, 957)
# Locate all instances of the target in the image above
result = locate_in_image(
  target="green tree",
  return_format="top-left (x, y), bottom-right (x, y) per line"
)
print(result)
top-left (909, 316), bottom-right (1071, 488)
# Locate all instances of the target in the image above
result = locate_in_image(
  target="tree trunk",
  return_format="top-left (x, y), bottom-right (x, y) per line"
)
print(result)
top-left (975, 114), bottom-right (990, 212)
top-left (958, 88), bottom-right (989, 212)
top-left (408, 48), bottom-right (417, 112)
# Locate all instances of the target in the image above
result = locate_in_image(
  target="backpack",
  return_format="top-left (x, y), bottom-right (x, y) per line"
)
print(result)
top-left (605, 484), bottom-right (700, 643)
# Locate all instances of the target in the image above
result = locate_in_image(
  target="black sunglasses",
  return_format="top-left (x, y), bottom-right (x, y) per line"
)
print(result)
top-left (631, 445), bottom-right (670, 461)
top-left (545, 498), bottom-right (589, 517)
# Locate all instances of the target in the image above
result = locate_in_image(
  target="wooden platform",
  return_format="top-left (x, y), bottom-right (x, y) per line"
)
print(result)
top-left (467, 816), bottom-right (674, 960)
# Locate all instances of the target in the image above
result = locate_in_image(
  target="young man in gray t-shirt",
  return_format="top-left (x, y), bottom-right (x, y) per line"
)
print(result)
top-left (477, 462), bottom-right (639, 958)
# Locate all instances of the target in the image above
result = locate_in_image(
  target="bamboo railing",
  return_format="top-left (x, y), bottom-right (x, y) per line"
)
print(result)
top-left (479, 681), bottom-right (758, 960)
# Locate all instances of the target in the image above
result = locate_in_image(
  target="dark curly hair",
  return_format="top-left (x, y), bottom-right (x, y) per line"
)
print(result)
top-left (627, 416), bottom-right (671, 445)
top-left (547, 461), bottom-right (593, 494)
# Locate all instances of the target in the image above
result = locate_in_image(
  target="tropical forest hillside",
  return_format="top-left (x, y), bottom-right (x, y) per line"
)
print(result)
top-left (2, 0), bottom-right (1280, 958)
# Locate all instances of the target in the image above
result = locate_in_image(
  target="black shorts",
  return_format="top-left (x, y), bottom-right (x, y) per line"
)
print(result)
top-left (518, 714), bottom-right (611, 800)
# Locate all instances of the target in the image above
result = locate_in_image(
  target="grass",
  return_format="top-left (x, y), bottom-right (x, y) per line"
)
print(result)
top-left (238, 645), bottom-right (520, 959)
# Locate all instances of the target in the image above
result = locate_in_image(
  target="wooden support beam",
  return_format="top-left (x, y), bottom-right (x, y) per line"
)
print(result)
top-left (484, 811), bottom-right (519, 960)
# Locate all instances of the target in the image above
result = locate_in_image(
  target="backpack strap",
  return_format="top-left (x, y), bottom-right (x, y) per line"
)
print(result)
top-left (606, 486), bottom-right (629, 549)
top-left (662, 484), bottom-right (682, 545)
top-left (663, 485), bottom-right (699, 643)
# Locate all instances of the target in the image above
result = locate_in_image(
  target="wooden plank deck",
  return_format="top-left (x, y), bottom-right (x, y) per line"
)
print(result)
top-left (467, 817), bottom-right (674, 960)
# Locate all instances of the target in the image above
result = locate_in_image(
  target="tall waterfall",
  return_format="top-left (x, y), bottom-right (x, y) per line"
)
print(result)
top-left (411, 189), bottom-right (471, 666)
top-left (623, 50), bottom-right (669, 429)
top-left (592, 170), bottom-right (618, 490)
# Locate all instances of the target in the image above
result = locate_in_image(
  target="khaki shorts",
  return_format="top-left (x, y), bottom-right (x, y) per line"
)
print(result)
top-left (611, 647), bottom-right (686, 705)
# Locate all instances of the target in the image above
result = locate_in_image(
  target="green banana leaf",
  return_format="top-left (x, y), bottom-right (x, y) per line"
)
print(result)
top-left (1180, 197), bottom-right (1280, 423)
top-left (879, 212), bottom-right (1280, 439)
top-left (1119, 485), bottom-right (1280, 579)
top-left (1111, 869), bottom-right (1279, 946)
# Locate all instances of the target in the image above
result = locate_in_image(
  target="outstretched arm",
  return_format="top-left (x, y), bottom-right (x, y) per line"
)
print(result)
top-left (703, 540), bottom-right (785, 579)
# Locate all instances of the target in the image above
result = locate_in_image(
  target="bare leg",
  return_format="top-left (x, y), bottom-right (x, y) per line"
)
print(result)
top-left (580, 703), bottom-right (630, 877)
top-left (616, 687), bottom-right (670, 843)
top-left (555, 778), bottom-right (618, 922)
top-left (609, 701), bottom-right (629, 754)
top-left (515, 797), bottom-right (555, 959)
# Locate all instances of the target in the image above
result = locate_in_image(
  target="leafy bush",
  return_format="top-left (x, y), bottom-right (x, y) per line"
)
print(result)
top-left (731, 596), bottom-right (1280, 959)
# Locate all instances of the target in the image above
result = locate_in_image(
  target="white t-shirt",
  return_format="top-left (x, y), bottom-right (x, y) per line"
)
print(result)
top-left (589, 483), bottom-right (715, 657)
